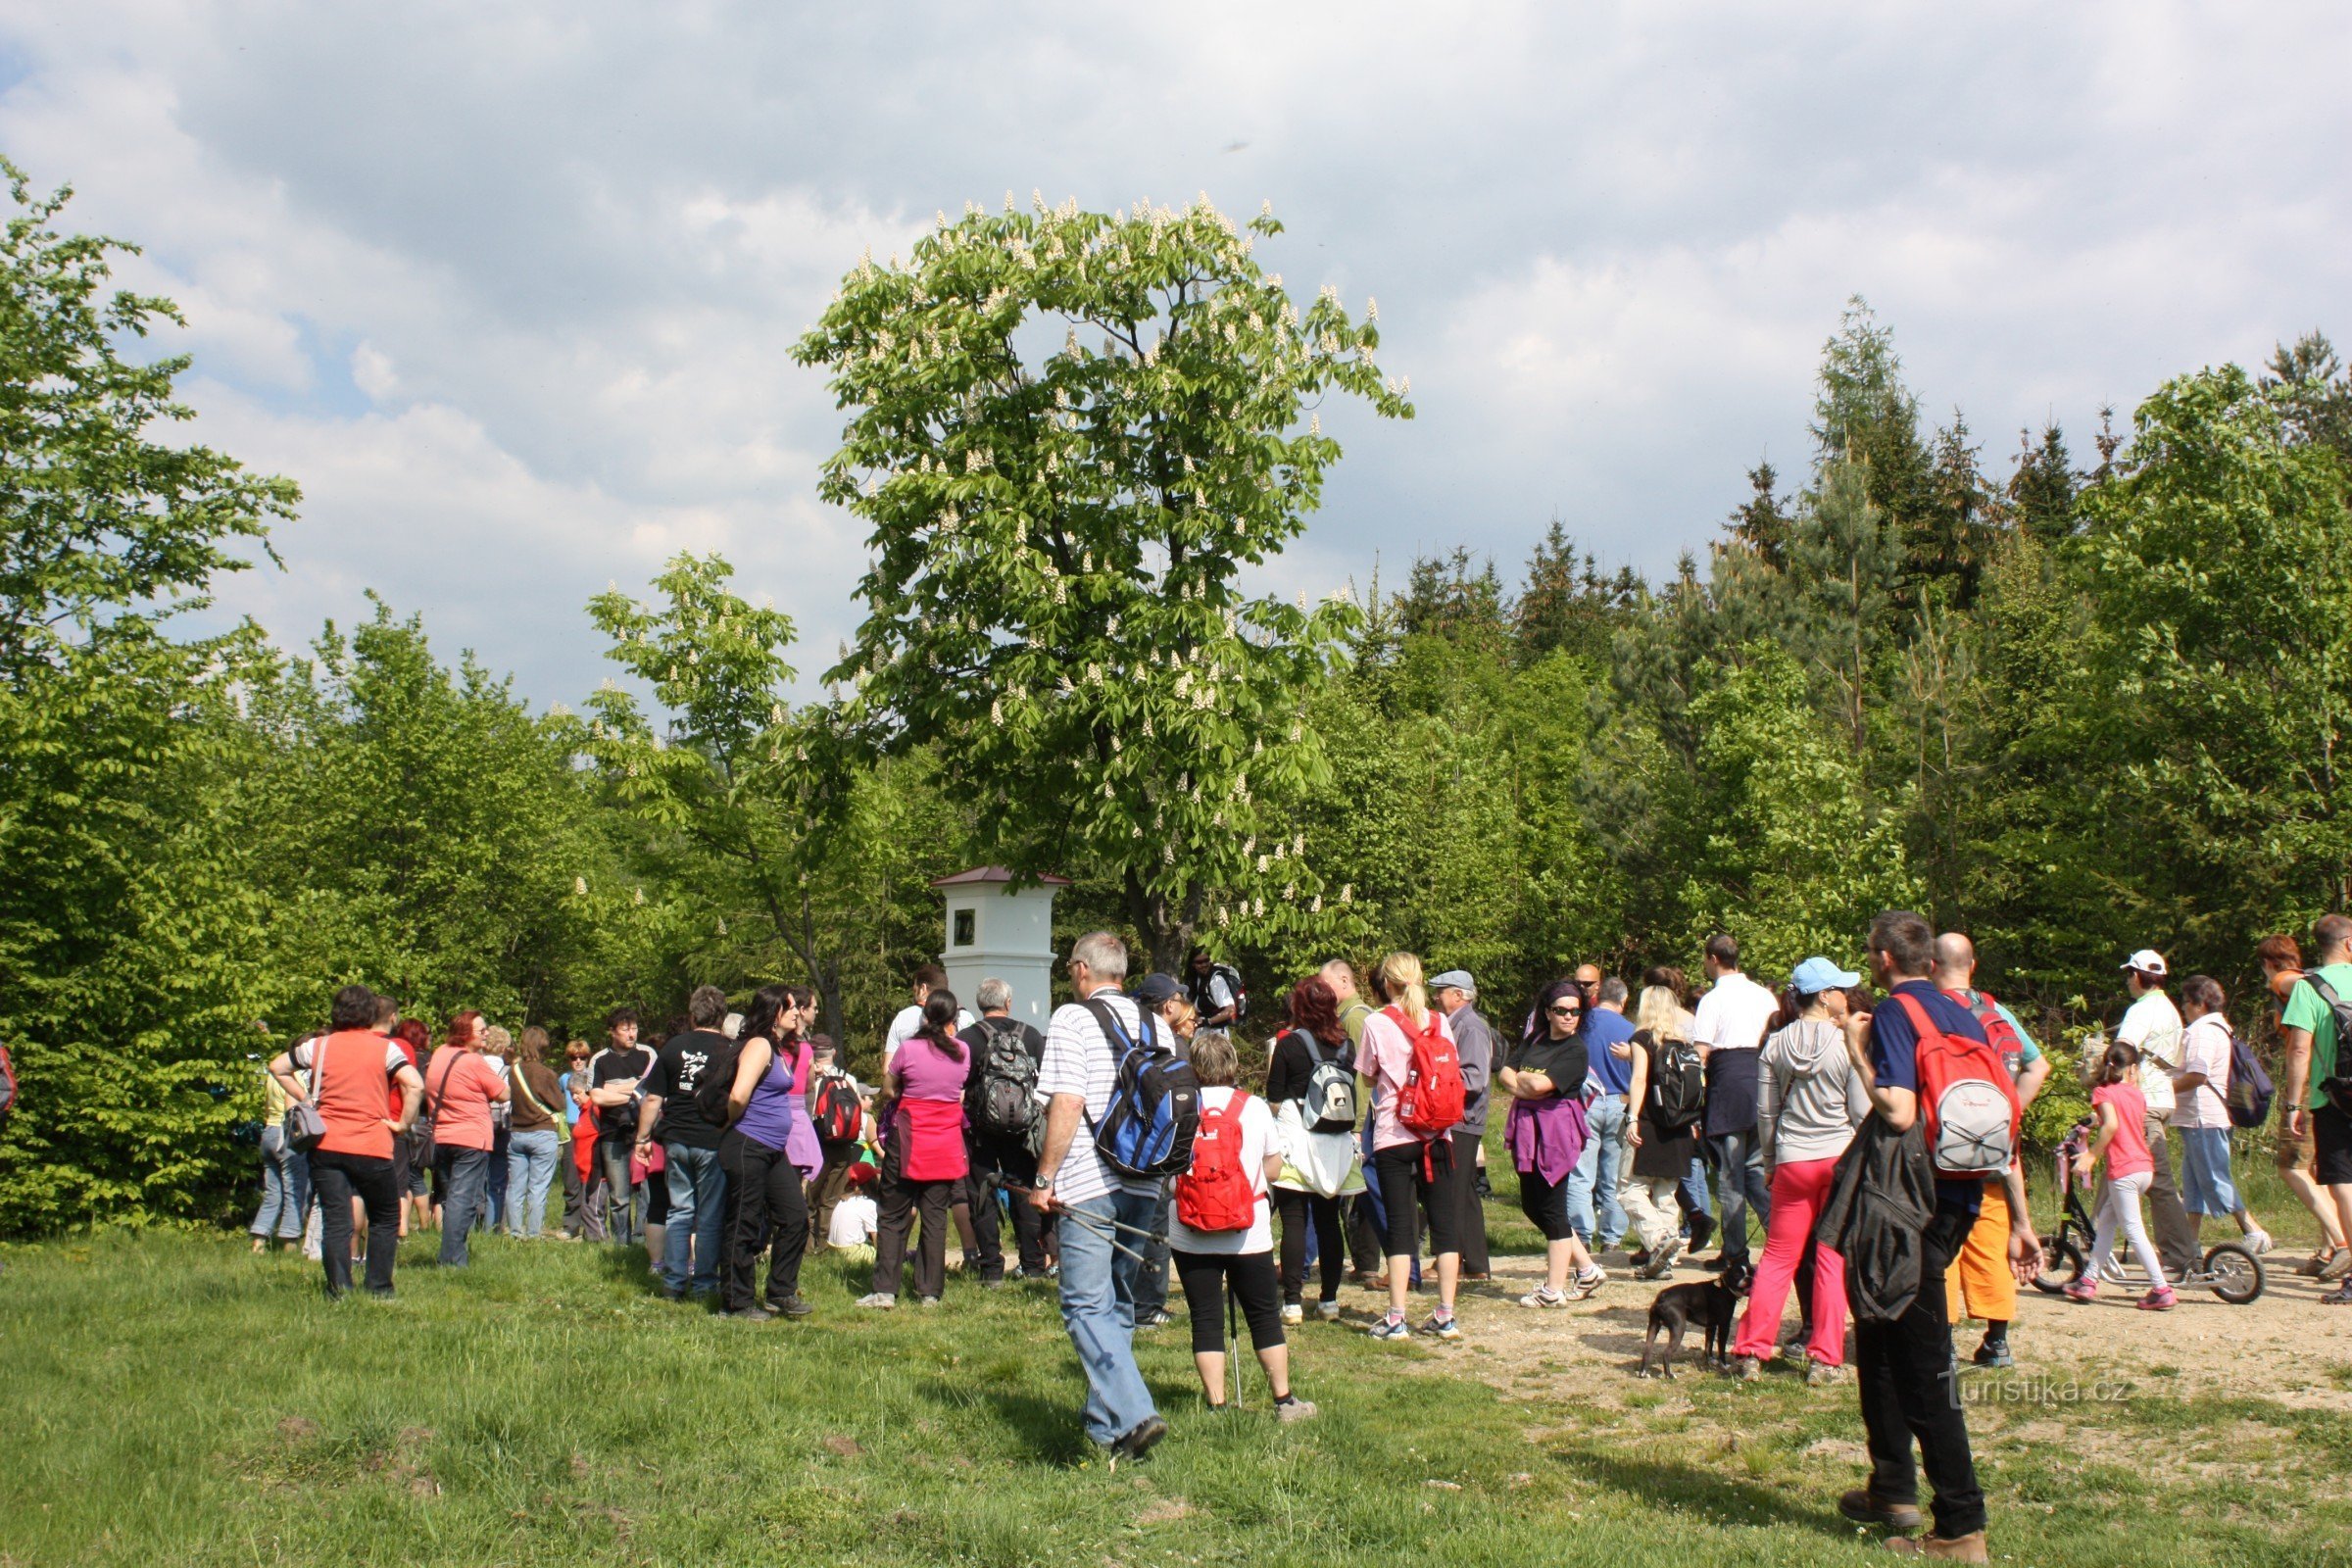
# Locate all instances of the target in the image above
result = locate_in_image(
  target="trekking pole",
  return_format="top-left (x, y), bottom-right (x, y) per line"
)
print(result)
top-left (1226, 1277), bottom-right (1244, 1411)
top-left (1004, 1186), bottom-right (1168, 1243)
top-left (1053, 1207), bottom-right (1154, 1268)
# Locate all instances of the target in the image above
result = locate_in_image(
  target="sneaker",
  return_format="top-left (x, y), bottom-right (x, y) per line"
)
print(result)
top-left (1641, 1237), bottom-right (1683, 1279)
top-left (1315, 1299), bottom-right (1343, 1321)
top-left (773, 1295), bottom-right (813, 1318)
top-left (2322, 1248), bottom-right (2352, 1282)
top-left (1110, 1414), bottom-right (1168, 1463)
top-left (1971, 1339), bottom-right (2015, 1369)
top-left (1628, 1249), bottom-right (1651, 1270)
top-left (1138, 1310), bottom-right (1172, 1330)
top-left (1728, 1355), bottom-right (1760, 1381)
top-left (1565, 1266), bottom-right (1607, 1300)
top-left (727, 1304), bottom-right (774, 1322)
top-left (2321, 1281), bottom-right (2352, 1306)
top-left (2061, 1279), bottom-right (2097, 1303)
top-left (1780, 1340), bottom-right (1812, 1367)
top-left (1838, 1489), bottom-right (1924, 1533)
top-left (1418, 1312), bottom-right (1463, 1341)
top-left (1805, 1360), bottom-right (1845, 1387)
top-left (1518, 1285), bottom-right (1569, 1309)
top-left (1280, 1303), bottom-right (1304, 1326)
top-left (1275, 1396), bottom-right (1320, 1424)
top-left (2242, 1227), bottom-right (2275, 1255)
top-left (1367, 1313), bottom-right (1411, 1342)
top-left (2136, 1286), bottom-right (2177, 1311)
top-left (855, 1293), bottom-right (897, 1310)
top-left (918, 1296), bottom-right (943, 1308)
top-left (660, 1284), bottom-right (689, 1301)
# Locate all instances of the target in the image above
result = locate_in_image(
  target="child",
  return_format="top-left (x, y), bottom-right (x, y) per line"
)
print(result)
top-left (2066, 1043), bottom-right (2176, 1309)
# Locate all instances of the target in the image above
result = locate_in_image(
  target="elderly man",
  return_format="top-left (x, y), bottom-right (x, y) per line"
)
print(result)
top-left (1430, 970), bottom-right (1494, 1280)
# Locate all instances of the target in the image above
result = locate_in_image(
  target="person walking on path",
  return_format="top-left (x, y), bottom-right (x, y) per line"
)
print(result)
top-left (1567, 972), bottom-right (1636, 1255)
top-left (1730, 958), bottom-right (1867, 1382)
top-left (1833, 910), bottom-right (2040, 1561)
top-left (425, 1011), bottom-right (509, 1267)
top-left (1933, 934), bottom-right (2052, 1370)
top-left (1030, 932), bottom-right (1170, 1461)
top-left (1622, 981), bottom-right (1702, 1278)
top-left (2258, 934), bottom-right (2350, 1277)
top-left (1692, 935), bottom-right (1777, 1267)
top-left (504, 1027), bottom-right (567, 1239)
top-left (2278, 913), bottom-right (2352, 1305)
top-left (716, 984), bottom-right (814, 1321)
top-left (2093, 950), bottom-right (2201, 1284)
top-left (2063, 1044), bottom-right (2175, 1309)
top-left (1502, 980), bottom-right (1605, 1309)
top-left (1430, 969), bottom-right (1494, 1282)
top-left (268, 986), bottom-right (426, 1298)
top-left (1267, 975), bottom-right (1364, 1323)
top-left (2172, 975), bottom-right (2271, 1254)
top-left (861, 991), bottom-right (973, 1308)
top-left (635, 986), bottom-right (740, 1300)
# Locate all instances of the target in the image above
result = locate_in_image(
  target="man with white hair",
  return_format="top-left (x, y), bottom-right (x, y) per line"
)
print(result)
top-left (1430, 970), bottom-right (1494, 1280)
top-left (1030, 933), bottom-right (1167, 1462)
top-left (962, 976), bottom-right (1050, 1284)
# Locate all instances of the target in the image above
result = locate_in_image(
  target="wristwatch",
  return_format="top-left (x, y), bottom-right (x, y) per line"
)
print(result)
top-left (1035, 1174), bottom-right (1056, 1192)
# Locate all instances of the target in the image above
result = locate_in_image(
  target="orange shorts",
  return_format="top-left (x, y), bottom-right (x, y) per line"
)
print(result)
top-left (1946, 1180), bottom-right (2016, 1325)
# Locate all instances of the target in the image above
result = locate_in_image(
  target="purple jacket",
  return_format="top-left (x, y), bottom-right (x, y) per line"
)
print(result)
top-left (1505, 1090), bottom-right (1591, 1187)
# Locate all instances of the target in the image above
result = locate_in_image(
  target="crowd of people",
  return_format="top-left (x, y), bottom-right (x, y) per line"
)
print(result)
top-left (254, 912), bottom-right (2352, 1562)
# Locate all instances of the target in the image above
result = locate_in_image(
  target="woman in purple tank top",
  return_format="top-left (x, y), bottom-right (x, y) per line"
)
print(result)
top-left (716, 984), bottom-right (814, 1320)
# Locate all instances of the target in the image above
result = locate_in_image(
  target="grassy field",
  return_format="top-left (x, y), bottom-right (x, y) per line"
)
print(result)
top-left (6, 1216), bottom-right (2351, 1568)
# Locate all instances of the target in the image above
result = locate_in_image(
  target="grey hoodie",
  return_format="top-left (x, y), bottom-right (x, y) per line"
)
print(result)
top-left (1756, 1018), bottom-right (1869, 1166)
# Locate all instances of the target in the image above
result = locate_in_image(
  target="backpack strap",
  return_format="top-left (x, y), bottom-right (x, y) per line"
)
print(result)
top-left (429, 1047), bottom-right (467, 1111)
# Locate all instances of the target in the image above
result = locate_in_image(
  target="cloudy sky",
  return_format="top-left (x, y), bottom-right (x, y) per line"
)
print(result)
top-left (3, 2), bottom-right (2344, 707)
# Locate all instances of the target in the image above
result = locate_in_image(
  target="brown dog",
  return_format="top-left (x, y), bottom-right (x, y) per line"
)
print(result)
top-left (1639, 1274), bottom-right (1740, 1378)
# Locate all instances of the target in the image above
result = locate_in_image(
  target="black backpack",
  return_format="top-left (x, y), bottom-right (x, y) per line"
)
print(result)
top-left (1298, 1028), bottom-right (1360, 1134)
top-left (692, 1038), bottom-right (750, 1129)
top-left (1083, 998), bottom-right (1200, 1179)
top-left (1190, 962), bottom-right (1250, 1025)
top-left (2295, 974), bottom-right (2352, 1117)
top-left (1647, 1035), bottom-right (1706, 1132)
top-left (972, 1017), bottom-right (1042, 1141)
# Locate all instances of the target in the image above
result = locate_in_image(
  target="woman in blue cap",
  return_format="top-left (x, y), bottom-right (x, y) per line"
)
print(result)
top-left (1729, 956), bottom-right (1870, 1383)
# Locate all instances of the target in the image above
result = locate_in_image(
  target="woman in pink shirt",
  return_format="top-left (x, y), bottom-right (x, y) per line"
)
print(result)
top-left (2065, 1043), bottom-right (2175, 1309)
top-left (425, 1010), bottom-right (510, 1268)
top-left (858, 991), bottom-right (972, 1308)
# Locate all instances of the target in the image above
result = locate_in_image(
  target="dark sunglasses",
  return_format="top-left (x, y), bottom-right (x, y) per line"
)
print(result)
top-left (1547, 1003), bottom-right (1583, 1016)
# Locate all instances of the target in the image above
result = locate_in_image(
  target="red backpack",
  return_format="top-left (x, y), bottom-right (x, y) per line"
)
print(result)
top-left (1386, 1004), bottom-right (1467, 1139)
top-left (1175, 1092), bottom-right (1257, 1233)
top-left (1892, 993), bottom-right (2022, 1180)
top-left (1949, 988), bottom-right (2031, 1083)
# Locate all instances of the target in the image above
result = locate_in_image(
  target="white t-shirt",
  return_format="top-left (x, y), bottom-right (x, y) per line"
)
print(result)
top-left (2117, 990), bottom-right (2184, 1117)
top-left (1693, 971), bottom-right (1779, 1056)
top-left (2175, 1014), bottom-right (2232, 1129)
top-left (828, 1193), bottom-right (878, 1247)
top-left (886, 1004), bottom-right (973, 1060)
top-left (1168, 1087), bottom-right (1275, 1254)
top-left (1036, 990), bottom-right (1164, 1205)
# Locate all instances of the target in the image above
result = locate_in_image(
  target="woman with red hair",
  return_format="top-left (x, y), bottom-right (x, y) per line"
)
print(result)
top-left (389, 1016), bottom-right (434, 1237)
top-left (425, 1011), bottom-right (510, 1266)
top-left (1266, 976), bottom-right (1365, 1324)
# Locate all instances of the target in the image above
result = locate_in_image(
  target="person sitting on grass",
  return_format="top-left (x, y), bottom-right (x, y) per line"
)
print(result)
top-left (2064, 1043), bottom-right (2175, 1310)
top-left (1167, 1029), bottom-right (1316, 1423)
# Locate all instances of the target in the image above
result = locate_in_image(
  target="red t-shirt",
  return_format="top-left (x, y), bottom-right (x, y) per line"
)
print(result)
top-left (293, 1032), bottom-right (410, 1160)
top-left (424, 1047), bottom-right (506, 1152)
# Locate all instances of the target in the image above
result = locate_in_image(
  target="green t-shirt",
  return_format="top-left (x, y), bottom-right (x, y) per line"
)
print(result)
top-left (1339, 998), bottom-right (1375, 1048)
top-left (2278, 961), bottom-right (2352, 1109)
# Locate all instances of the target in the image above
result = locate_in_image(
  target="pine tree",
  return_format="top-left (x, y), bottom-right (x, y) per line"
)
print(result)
top-left (1725, 462), bottom-right (1792, 569)
top-left (2006, 421), bottom-right (2078, 546)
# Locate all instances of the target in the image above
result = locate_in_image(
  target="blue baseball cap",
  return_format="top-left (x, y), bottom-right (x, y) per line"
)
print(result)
top-left (1790, 956), bottom-right (1862, 995)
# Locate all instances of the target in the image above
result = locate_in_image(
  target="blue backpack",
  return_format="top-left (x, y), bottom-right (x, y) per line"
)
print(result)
top-left (1082, 998), bottom-right (1200, 1180)
top-left (2226, 1027), bottom-right (2275, 1129)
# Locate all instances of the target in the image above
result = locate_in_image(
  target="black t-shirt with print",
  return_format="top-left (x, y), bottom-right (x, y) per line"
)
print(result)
top-left (641, 1029), bottom-right (739, 1151)
top-left (588, 1043), bottom-right (657, 1144)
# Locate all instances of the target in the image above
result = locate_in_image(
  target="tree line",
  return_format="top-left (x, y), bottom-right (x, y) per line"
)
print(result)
top-left (4, 171), bottom-right (2348, 1231)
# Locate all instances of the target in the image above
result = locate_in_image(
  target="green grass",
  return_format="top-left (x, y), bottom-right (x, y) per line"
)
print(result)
top-left (7, 1231), bottom-right (2352, 1567)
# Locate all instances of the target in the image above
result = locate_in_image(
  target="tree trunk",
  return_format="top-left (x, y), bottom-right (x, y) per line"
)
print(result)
top-left (1123, 866), bottom-right (1195, 976)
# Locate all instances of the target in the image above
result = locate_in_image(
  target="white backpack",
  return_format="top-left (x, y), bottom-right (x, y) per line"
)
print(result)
top-left (1299, 1028), bottom-right (1359, 1134)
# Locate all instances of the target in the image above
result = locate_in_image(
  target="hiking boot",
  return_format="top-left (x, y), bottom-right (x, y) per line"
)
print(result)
top-left (1368, 1313), bottom-right (1411, 1342)
top-left (727, 1304), bottom-right (774, 1322)
top-left (855, 1293), bottom-right (897, 1310)
top-left (1838, 1489), bottom-right (1924, 1533)
top-left (1110, 1414), bottom-right (1168, 1464)
top-left (1315, 1299), bottom-right (1343, 1321)
top-left (1728, 1355), bottom-right (1760, 1381)
top-left (1805, 1360), bottom-right (1845, 1387)
top-left (1418, 1312), bottom-right (1463, 1341)
top-left (1565, 1266), bottom-right (1607, 1300)
top-left (2321, 1281), bottom-right (2352, 1306)
top-left (2136, 1286), bottom-right (2177, 1311)
top-left (1971, 1339), bottom-right (2015, 1369)
top-left (1519, 1284), bottom-right (1569, 1309)
top-left (1275, 1396), bottom-right (1320, 1423)
top-left (1280, 1303), bottom-right (1304, 1326)
top-left (773, 1295), bottom-right (813, 1318)
top-left (1641, 1236), bottom-right (1683, 1279)
top-left (1886, 1530), bottom-right (1989, 1561)
top-left (2321, 1248), bottom-right (2352, 1281)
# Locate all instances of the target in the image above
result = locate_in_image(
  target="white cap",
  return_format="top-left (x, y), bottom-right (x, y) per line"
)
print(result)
top-left (2121, 949), bottom-right (2168, 978)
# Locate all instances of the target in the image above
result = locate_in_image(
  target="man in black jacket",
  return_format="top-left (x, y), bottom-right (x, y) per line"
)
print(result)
top-left (1835, 910), bottom-right (2041, 1563)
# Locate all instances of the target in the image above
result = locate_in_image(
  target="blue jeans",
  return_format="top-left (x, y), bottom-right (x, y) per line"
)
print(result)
top-left (438, 1148), bottom-right (491, 1266)
top-left (1680, 1152), bottom-right (1714, 1220)
top-left (661, 1143), bottom-right (728, 1293)
top-left (1566, 1095), bottom-right (1630, 1247)
top-left (251, 1126), bottom-right (312, 1241)
top-left (2177, 1126), bottom-right (2241, 1217)
top-left (1704, 1129), bottom-right (1773, 1261)
top-left (600, 1140), bottom-right (643, 1246)
top-left (1056, 1189), bottom-right (1162, 1449)
top-left (506, 1128), bottom-right (561, 1238)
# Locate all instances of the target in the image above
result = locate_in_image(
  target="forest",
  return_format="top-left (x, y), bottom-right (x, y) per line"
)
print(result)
top-left (4, 175), bottom-right (2350, 1232)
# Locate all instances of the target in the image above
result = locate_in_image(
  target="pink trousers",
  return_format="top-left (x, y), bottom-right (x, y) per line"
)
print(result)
top-left (1732, 1154), bottom-right (1847, 1365)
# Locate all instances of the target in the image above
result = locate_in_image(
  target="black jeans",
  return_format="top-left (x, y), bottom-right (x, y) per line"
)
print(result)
top-left (1371, 1141), bottom-right (1462, 1257)
top-left (1854, 1205), bottom-right (1984, 1540)
top-left (1447, 1129), bottom-right (1490, 1271)
top-left (1275, 1188), bottom-right (1347, 1305)
top-left (1173, 1249), bottom-right (1286, 1356)
top-left (872, 1175), bottom-right (955, 1300)
top-left (963, 1138), bottom-right (1050, 1279)
top-left (310, 1150), bottom-right (399, 1298)
top-left (720, 1134), bottom-right (808, 1310)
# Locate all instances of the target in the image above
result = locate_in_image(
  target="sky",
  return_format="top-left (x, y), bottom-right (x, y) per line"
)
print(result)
top-left (2, 2), bottom-right (2345, 709)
